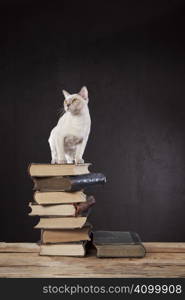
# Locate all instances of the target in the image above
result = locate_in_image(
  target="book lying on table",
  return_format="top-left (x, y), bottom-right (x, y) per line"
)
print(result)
top-left (28, 163), bottom-right (91, 177)
top-left (41, 225), bottom-right (92, 243)
top-left (33, 191), bottom-right (87, 205)
top-left (32, 173), bottom-right (106, 192)
top-left (93, 231), bottom-right (146, 258)
top-left (40, 241), bottom-right (87, 256)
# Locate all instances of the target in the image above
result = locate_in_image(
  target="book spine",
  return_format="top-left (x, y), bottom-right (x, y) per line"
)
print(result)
top-left (69, 173), bottom-right (106, 191)
top-left (32, 177), bottom-right (38, 191)
top-left (30, 173), bottom-right (106, 192)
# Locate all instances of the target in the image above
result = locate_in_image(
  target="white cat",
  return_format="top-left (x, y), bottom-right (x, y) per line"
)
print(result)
top-left (48, 86), bottom-right (91, 164)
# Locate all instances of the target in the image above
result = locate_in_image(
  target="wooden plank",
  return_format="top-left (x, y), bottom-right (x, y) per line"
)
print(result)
top-left (1, 242), bottom-right (185, 253)
top-left (0, 265), bottom-right (185, 278)
top-left (0, 252), bottom-right (185, 267)
top-left (0, 259), bottom-right (185, 278)
top-left (1, 242), bottom-right (185, 254)
top-left (0, 251), bottom-right (185, 278)
top-left (0, 243), bottom-right (40, 253)
top-left (0, 242), bottom-right (184, 254)
top-left (143, 242), bottom-right (185, 253)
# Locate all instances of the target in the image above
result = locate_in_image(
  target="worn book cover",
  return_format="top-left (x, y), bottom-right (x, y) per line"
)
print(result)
top-left (93, 231), bottom-right (146, 258)
top-left (32, 173), bottom-right (106, 192)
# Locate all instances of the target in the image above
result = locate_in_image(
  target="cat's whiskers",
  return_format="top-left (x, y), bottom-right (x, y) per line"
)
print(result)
top-left (57, 106), bottom-right (65, 117)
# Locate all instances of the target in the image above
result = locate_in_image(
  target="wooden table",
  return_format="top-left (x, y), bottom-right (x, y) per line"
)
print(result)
top-left (0, 243), bottom-right (185, 278)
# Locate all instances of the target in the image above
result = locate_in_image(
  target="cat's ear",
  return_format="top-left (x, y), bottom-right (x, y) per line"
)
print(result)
top-left (79, 86), bottom-right (88, 100)
top-left (62, 90), bottom-right (70, 99)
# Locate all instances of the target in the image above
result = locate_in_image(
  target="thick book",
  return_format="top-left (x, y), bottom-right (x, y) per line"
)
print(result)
top-left (32, 173), bottom-right (106, 192)
top-left (29, 203), bottom-right (76, 217)
top-left (29, 196), bottom-right (95, 217)
top-left (40, 242), bottom-right (87, 256)
top-left (33, 191), bottom-right (86, 205)
top-left (41, 225), bottom-right (92, 243)
top-left (93, 231), bottom-right (146, 258)
top-left (28, 163), bottom-right (91, 177)
top-left (35, 216), bottom-right (88, 229)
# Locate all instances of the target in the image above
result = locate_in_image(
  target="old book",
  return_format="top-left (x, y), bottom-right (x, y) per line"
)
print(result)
top-left (28, 163), bottom-right (91, 177)
top-left (41, 225), bottom-right (92, 243)
top-left (32, 173), bottom-right (106, 192)
top-left (74, 195), bottom-right (95, 215)
top-left (40, 242), bottom-right (87, 256)
top-left (29, 196), bottom-right (95, 217)
top-left (35, 216), bottom-right (87, 229)
top-left (34, 191), bottom-right (86, 205)
top-left (29, 203), bottom-right (76, 217)
top-left (93, 231), bottom-right (146, 258)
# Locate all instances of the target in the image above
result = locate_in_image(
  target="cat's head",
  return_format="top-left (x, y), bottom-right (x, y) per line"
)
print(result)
top-left (62, 86), bottom-right (89, 115)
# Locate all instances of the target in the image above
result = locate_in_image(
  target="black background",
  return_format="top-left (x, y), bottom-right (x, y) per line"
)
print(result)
top-left (0, 0), bottom-right (185, 242)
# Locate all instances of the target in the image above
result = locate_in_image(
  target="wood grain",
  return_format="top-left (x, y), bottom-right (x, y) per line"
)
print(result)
top-left (0, 243), bottom-right (40, 253)
top-left (0, 243), bottom-right (185, 277)
top-left (1, 242), bottom-right (185, 253)
top-left (143, 242), bottom-right (185, 253)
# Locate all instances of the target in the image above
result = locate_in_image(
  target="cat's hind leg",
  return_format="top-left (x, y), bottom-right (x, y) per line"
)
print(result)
top-left (75, 137), bottom-right (88, 164)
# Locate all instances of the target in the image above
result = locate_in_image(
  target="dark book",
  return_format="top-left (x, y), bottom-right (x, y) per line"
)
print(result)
top-left (32, 173), bottom-right (106, 192)
top-left (93, 231), bottom-right (146, 258)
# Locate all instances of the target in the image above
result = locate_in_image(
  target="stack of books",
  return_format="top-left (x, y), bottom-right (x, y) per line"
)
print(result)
top-left (28, 163), bottom-right (106, 256)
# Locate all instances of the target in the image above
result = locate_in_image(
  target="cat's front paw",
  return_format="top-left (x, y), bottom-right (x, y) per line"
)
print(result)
top-left (75, 158), bottom-right (84, 164)
top-left (58, 159), bottom-right (67, 164)
top-left (51, 159), bottom-right (57, 164)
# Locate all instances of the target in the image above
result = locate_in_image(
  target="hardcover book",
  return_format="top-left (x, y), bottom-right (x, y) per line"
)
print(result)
top-left (29, 195), bottom-right (95, 217)
top-left (28, 163), bottom-right (91, 177)
top-left (33, 191), bottom-right (86, 205)
top-left (93, 231), bottom-right (146, 258)
top-left (29, 203), bottom-right (77, 217)
top-left (35, 216), bottom-right (88, 229)
top-left (32, 173), bottom-right (106, 192)
top-left (41, 225), bottom-right (92, 243)
top-left (40, 241), bottom-right (87, 256)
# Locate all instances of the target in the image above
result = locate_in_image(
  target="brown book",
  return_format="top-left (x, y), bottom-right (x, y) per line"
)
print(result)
top-left (93, 231), bottom-right (146, 258)
top-left (28, 163), bottom-right (91, 177)
top-left (34, 191), bottom-right (86, 205)
top-left (41, 225), bottom-right (92, 243)
top-left (74, 195), bottom-right (96, 215)
top-left (40, 242), bottom-right (87, 256)
top-left (32, 173), bottom-right (106, 192)
top-left (35, 216), bottom-right (88, 229)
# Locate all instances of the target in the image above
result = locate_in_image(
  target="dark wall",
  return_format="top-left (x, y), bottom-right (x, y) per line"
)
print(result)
top-left (0, 0), bottom-right (185, 242)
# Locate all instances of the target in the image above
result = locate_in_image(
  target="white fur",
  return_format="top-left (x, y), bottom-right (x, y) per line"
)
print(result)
top-left (48, 86), bottom-right (91, 164)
